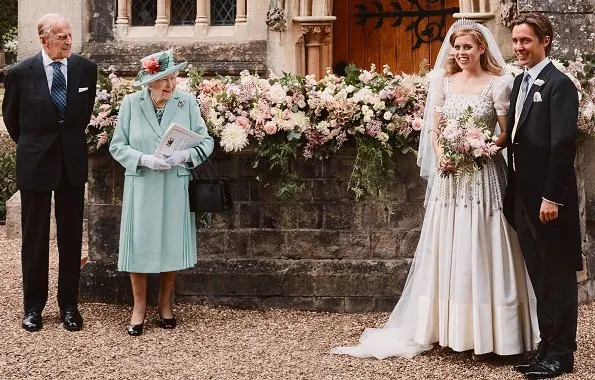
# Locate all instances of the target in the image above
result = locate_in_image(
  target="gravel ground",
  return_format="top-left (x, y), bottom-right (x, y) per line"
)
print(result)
top-left (0, 225), bottom-right (593, 380)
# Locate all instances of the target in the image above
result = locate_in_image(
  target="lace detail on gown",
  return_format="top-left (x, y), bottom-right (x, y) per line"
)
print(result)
top-left (331, 79), bottom-right (538, 359)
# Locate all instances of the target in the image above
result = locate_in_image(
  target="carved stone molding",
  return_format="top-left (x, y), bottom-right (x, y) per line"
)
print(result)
top-left (293, 16), bottom-right (336, 78)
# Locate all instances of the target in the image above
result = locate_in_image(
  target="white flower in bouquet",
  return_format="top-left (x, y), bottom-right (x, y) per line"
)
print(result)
top-left (220, 123), bottom-right (249, 152)
top-left (383, 111), bottom-right (393, 121)
top-left (358, 70), bottom-right (375, 84)
top-left (377, 131), bottom-right (389, 143)
top-left (289, 111), bottom-right (310, 132)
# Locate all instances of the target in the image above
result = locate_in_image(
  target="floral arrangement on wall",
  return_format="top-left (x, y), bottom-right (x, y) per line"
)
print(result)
top-left (86, 55), bottom-right (595, 201)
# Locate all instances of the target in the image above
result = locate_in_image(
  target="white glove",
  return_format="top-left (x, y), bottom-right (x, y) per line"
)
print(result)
top-left (164, 150), bottom-right (191, 166)
top-left (140, 154), bottom-right (171, 171)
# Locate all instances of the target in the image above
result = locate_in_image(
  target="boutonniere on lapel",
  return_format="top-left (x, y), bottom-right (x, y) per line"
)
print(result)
top-left (177, 99), bottom-right (187, 109)
top-left (533, 79), bottom-right (545, 87)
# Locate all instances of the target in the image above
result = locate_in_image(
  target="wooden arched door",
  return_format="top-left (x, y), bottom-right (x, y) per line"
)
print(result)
top-left (333, 0), bottom-right (460, 74)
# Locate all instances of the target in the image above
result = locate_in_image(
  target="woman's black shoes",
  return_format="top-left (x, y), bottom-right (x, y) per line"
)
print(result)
top-left (126, 322), bottom-right (144, 336)
top-left (157, 315), bottom-right (177, 329)
top-left (127, 311), bottom-right (146, 336)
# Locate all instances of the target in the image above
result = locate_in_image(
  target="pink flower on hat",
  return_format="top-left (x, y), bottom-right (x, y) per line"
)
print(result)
top-left (142, 57), bottom-right (160, 74)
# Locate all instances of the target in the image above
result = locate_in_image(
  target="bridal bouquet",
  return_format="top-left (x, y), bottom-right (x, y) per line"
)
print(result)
top-left (437, 106), bottom-right (499, 176)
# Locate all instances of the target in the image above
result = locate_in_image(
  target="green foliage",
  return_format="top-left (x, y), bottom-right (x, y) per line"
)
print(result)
top-left (348, 135), bottom-right (394, 200)
top-left (0, 0), bottom-right (17, 49)
top-left (254, 136), bottom-right (305, 203)
top-left (0, 136), bottom-right (16, 220)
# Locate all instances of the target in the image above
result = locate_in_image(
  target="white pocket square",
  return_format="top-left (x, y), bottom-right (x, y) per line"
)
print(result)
top-left (78, 87), bottom-right (88, 93)
top-left (533, 92), bottom-right (542, 102)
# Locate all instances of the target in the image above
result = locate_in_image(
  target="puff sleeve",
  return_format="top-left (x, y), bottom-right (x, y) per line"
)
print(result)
top-left (492, 75), bottom-right (514, 116)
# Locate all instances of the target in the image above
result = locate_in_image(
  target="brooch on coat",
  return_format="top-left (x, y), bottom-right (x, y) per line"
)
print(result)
top-left (177, 99), bottom-right (186, 109)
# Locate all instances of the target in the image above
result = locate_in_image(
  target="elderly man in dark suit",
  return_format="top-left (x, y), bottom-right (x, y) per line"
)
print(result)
top-left (2, 13), bottom-right (97, 332)
top-left (503, 12), bottom-right (581, 379)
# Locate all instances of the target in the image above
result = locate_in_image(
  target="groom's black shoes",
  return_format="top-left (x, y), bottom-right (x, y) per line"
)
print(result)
top-left (523, 358), bottom-right (573, 379)
top-left (514, 342), bottom-right (548, 373)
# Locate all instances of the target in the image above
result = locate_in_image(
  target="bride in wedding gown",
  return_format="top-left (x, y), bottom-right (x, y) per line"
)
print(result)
top-left (331, 20), bottom-right (539, 359)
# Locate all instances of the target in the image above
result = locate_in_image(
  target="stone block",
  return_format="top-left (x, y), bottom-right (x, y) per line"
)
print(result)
top-left (297, 203), bottom-right (324, 229)
top-left (250, 230), bottom-right (286, 258)
top-left (240, 203), bottom-right (261, 228)
top-left (87, 204), bottom-right (121, 263)
top-left (226, 231), bottom-right (251, 257)
top-left (324, 202), bottom-right (355, 229)
top-left (197, 230), bottom-right (227, 258)
top-left (261, 204), bottom-right (299, 229)
top-left (83, 41), bottom-right (268, 77)
top-left (374, 296), bottom-right (399, 312)
top-left (518, 0), bottom-right (594, 13)
top-left (390, 201), bottom-right (425, 230)
top-left (87, 153), bottom-right (115, 205)
top-left (344, 297), bottom-right (375, 313)
top-left (226, 179), bottom-right (250, 202)
top-left (396, 228), bottom-right (422, 258)
top-left (370, 231), bottom-right (399, 259)
top-left (79, 261), bottom-right (161, 305)
top-left (354, 203), bottom-right (390, 230)
top-left (323, 157), bottom-right (356, 179)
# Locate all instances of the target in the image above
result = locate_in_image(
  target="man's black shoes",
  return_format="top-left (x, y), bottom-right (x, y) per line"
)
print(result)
top-left (523, 358), bottom-right (573, 379)
top-left (22, 311), bottom-right (43, 332)
top-left (514, 342), bottom-right (548, 373)
top-left (60, 308), bottom-right (83, 331)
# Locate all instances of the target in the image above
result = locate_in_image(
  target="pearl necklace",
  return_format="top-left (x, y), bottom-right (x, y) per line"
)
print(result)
top-left (151, 96), bottom-right (168, 109)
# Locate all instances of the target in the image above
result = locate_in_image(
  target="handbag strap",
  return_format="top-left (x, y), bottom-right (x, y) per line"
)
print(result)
top-left (192, 146), bottom-right (218, 182)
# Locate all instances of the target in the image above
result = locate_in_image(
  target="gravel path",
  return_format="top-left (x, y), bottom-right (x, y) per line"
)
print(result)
top-left (0, 225), bottom-right (593, 379)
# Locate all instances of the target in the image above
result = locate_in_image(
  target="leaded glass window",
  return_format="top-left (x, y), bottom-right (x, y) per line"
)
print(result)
top-left (211, 0), bottom-right (236, 26)
top-left (171, 0), bottom-right (197, 25)
top-left (132, 0), bottom-right (157, 26)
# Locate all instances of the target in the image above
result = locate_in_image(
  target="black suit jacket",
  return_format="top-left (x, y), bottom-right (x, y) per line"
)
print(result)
top-left (503, 62), bottom-right (582, 270)
top-left (2, 52), bottom-right (97, 191)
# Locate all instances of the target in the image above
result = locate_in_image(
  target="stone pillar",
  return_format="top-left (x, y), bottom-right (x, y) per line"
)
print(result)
top-left (293, 17), bottom-right (335, 78)
top-left (195, 0), bottom-right (208, 35)
top-left (454, 0), bottom-right (495, 22)
top-left (155, 0), bottom-right (169, 36)
top-left (236, 0), bottom-right (247, 23)
top-left (115, 0), bottom-right (129, 38)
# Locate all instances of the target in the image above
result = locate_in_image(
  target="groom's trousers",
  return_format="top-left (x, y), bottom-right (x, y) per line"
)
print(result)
top-left (514, 185), bottom-right (578, 362)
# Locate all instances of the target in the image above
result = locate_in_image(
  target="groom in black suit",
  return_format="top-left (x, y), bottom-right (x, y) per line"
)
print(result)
top-left (2, 14), bottom-right (97, 331)
top-left (503, 12), bottom-right (581, 379)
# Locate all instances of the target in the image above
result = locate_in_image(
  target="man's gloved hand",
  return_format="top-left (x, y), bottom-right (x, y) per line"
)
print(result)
top-left (140, 154), bottom-right (172, 170)
top-left (164, 150), bottom-right (191, 166)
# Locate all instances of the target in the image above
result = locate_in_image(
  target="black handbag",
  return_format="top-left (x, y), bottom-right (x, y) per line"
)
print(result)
top-left (188, 146), bottom-right (233, 212)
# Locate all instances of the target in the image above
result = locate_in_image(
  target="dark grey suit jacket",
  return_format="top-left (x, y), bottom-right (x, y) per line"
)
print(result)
top-left (503, 62), bottom-right (582, 270)
top-left (2, 52), bottom-right (97, 190)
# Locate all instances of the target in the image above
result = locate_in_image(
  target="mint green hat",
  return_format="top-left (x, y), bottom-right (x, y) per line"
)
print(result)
top-left (133, 49), bottom-right (188, 86)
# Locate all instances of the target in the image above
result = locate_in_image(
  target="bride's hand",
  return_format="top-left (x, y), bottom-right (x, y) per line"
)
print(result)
top-left (438, 156), bottom-right (454, 173)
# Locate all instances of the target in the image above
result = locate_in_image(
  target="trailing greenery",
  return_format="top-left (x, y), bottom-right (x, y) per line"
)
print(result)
top-left (349, 135), bottom-right (394, 200)
top-left (0, 0), bottom-right (17, 49)
top-left (0, 133), bottom-right (16, 221)
top-left (254, 136), bottom-right (305, 203)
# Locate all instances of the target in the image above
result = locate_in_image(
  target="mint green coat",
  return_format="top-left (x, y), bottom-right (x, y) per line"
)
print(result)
top-left (109, 88), bottom-right (214, 273)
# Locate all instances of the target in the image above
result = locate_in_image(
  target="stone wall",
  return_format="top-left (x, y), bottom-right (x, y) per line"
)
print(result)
top-left (79, 149), bottom-right (427, 312)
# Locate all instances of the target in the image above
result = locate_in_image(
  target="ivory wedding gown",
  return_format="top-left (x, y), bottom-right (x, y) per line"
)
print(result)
top-left (332, 75), bottom-right (539, 359)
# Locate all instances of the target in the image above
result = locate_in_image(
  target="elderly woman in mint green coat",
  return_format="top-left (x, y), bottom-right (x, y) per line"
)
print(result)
top-left (109, 49), bottom-right (214, 336)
